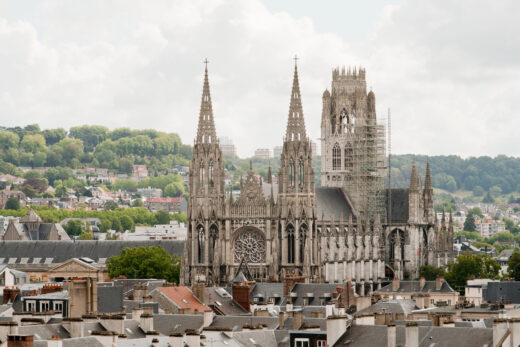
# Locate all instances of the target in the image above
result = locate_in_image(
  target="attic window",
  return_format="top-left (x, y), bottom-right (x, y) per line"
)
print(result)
top-left (32, 258), bottom-right (41, 264)
top-left (215, 301), bottom-right (222, 306)
top-left (8, 258), bottom-right (16, 264)
top-left (182, 299), bottom-right (189, 304)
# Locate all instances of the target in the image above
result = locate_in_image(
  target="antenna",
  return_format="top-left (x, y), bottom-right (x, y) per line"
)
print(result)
top-left (387, 107), bottom-right (392, 226)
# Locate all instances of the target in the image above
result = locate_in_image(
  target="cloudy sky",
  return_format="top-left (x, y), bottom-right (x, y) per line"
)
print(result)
top-left (0, 0), bottom-right (518, 158)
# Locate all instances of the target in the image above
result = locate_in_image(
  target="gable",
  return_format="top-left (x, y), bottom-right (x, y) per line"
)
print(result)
top-left (48, 258), bottom-right (99, 273)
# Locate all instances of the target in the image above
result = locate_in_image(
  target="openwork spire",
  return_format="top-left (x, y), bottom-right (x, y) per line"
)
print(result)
top-left (424, 160), bottom-right (432, 190)
top-left (285, 57), bottom-right (307, 142)
top-left (196, 60), bottom-right (217, 144)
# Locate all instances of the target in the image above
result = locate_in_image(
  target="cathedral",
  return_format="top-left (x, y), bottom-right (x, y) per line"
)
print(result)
top-left (181, 61), bottom-right (454, 293)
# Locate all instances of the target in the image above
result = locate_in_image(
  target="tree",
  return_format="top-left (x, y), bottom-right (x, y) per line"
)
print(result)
top-left (69, 125), bottom-right (108, 152)
top-left (42, 128), bottom-right (66, 146)
top-left (5, 197), bottom-right (20, 210)
top-left (120, 215), bottom-right (135, 232)
top-left (0, 131), bottom-right (20, 150)
top-left (467, 207), bottom-right (483, 218)
top-left (64, 219), bottom-right (84, 236)
top-left (164, 182), bottom-right (183, 197)
top-left (106, 246), bottom-right (180, 283)
top-left (21, 134), bottom-right (46, 153)
top-left (445, 252), bottom-right (500, 292)
top-left (508, 251), bottom-right (520, 280)
top-left (154, 211), bottom-right (170, 225)
top-left (463, 214), bottom-right (476, 232)
top-left (132, 198), bottom-right (144, 207)
top-left (78, 231), bottom-right (94, 240)
top-left (504, 218), bottom-right (520, 234)
top-left (472, 186), bottom-right (485, 197)
top-left (99, 218), bottom-right (112, 233)
top-left (111, 217), bottom-right (123, 232)
top-left (482, 192), bottom-right (495, 204)
top-left (105, 201), bottom-right (118, 210)
top-left (419, 265), bottom-right (446, 281)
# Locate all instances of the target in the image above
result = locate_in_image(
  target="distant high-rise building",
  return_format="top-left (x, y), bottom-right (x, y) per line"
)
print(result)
top-left (273, 146), bottom-right (283, 158)
top-left (254, 148), bottom-right (271, 160)
top-left (310, 141), bottom-right (317, 156)
top-left (220, 137), bottom-right (237, 157)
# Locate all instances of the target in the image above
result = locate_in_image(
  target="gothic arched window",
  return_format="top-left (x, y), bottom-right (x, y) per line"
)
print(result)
top-left (200, 161), bottom-right (205, 186)
top-left (344, 144), bottom-right (353, 170)
top-left (289, 159), bottom-right (295, 187)
top-left (209, 224), bottom-right (218, 263)
top-left (340, 109), bottom-right (348, 133)
top-left (332, 144), bottom-right (341, 170)
top-left (197, 225), bottom-right (205, 263)
top-left (208, 160), bottom-right (214, 186)
top-left (331, 115), bottom-right (336, 134)
top-left (298, 159), bottom-right (304, 185)
top-left (299, 223), bottom-right (307, 263)
top-left (287, 224), bottom-right (295, 264)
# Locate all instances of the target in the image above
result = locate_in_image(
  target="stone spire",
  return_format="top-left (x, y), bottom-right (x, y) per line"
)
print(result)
top-left (285, 57), bottom-right (307, 142)
top-left (409, 162), bottom-right (418, 191)
top-left (424, 160), bottom-right (432, 191)
top-left (267, 161), bottom-right (272, 184)
top-left (196, 60), bottom-right (217, 144)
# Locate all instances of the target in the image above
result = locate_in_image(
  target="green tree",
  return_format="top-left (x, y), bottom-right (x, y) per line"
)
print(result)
top-left (52, 138), bottom-right (84, 165)
top-left (445, 252), bottom-right (500, 292)
top-left (504, 218), bottom-right (520, 234)
top-left (419, 265), bottom-right (446, 280)
top-left (69, 125), bottom-right (109, 152)
top-left (5, 197), bottom-right (20, 210)
top-left (106, 246), bottom-right (180, 283)
top-left (78, 231), bottom-right (94, 240)
top-left (99, 218), bottom-right (112, 233)
top-left (132, 198), bottom-right (144, 207)
top-left (0, 131), bottom-right (20, 150)
top-left (105, 201), bottom-right (118, 210)
top-left (482, 192), bottom-right (495, 203)
top-left (21, 134), bottom-right (46, 153)
top-left (111, 217), bottom-right (123, 232)
top-left (164, 182), bottom-right (183, 197)
top-left (64, 219), bottom-right (84, 236)
top-left (120, 215), bottom-right (135, 232)
top-left (508, 251), bottom-right (520, 280)
top-left (154, 211), bottom-right (170, 225)
top-left (472, 186), bottom-right (485, 197)
top-left (463, 213), bottom-right (476, 232)
top-left (42, 128), bottom-right (66, 146)
top-left (55, 184), bottom-right (67, 198)
top-left (467, 207), bottom-right (483, 218)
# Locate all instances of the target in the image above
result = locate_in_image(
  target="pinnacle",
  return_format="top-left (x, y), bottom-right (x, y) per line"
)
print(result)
top-left (424, 160), bottom-right (432, 190)
top-left (285, 61), bottom-right (307, 142)
top-left (409, 162), bottom-right (418, 191)
top-left (196, 63), bottom-right (217, 145)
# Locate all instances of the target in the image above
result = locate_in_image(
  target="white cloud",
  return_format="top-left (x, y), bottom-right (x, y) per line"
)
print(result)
top-left (0, 0), bottom-right (518, 157)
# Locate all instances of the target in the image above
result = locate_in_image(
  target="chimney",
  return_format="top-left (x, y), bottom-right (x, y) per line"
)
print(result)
top-left (203, 309), bottom-right (214, 328)
top-left (132, 308), bottom-right (144, 321)
top-left (7, 335), bottom-right (34, 347)
top-left (63, 318), bottom-right (84, 338)
top-left (414, 294), bottom-right (424, 310)
top-left (419, 277), bottom-right (426, 290)
top-left (0, 322), bottom-right (18, 338)
top-left (326, 314), bottom-right (348, 347)
top-left (133, 284), bottom-right (147, 301)
top-left (392, 277), bottom-right (400, 292)
top-left (100, 315), bottom-right (124, 335)
top-left (279, 311), bottom-right (286, 329)
top-left (286, 299), bottom-right (294, 313)
top-left (325, 301), bottom-right (335, 317)
top-left (405, 322), bottom-right (419, 347)
top-left (510, 318), bottom-right (520, 347)
top-left (142, 295), bottom-right (153, 303)
top-left (435, 276), bottom-right (444, 291)
top-left (387, 323), bottom-right (396, 347)
top-left (185, 330), bottom-right (200, 347)
top-left (493, 318), bottom-right (510, 347)
top-left (443, 320), bottom-right (455, 327)
top-left (47, 337), bottom-right (63, 347)
top-left (169, 333), bottom-right (184, 347)
top-left (293, 310), bottom-right (304, 330)
top-left (192, 282), bottom-right (205, 302)
top-left (139, 313), bottom-right (153, 333)
top-left (232, 282), bottom-right (253, 312)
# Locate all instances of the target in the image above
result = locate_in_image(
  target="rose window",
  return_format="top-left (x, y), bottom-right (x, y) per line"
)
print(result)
top-left (233, 229), bottom-right (266, 264)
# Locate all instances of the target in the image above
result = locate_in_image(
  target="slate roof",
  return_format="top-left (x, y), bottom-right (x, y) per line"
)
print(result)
top-left (284, 283), bottom-right (340, 306)
top-left (233, 330), bottom-right (279, 346)
top-left (205, 286), bottom-right (249, 315)
top-left (386, 188), bottom-right (409, 223)
top-left (250, 283), bottom-right (284, 304)
top-left (62, 337), bottom-right (104, 347)
top-left (0, 240), bottom-right (185, 267)
top-left (315, 187), bottom-right (354, 221)
top-left (356, 299), bottom-right (417, 316)
top-left (153, 314), bottom-right (204, 334)
top-left (18, 323), bottom-right (70, 340)
top-left (333, 325), bottom-right (493, 347)
top-left (97, 286), bottom-right (123, 313)
top-left (376, 280), bottom-right (457, 294)
top-left (209, 315), bottom-right (279, 330)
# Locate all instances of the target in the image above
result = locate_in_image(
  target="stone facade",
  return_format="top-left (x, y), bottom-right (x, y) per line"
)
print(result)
top-left (181, 63), bottom-right (454, 291)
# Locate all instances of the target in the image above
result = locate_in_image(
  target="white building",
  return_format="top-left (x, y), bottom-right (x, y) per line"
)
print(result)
top-left (254, 148), bottom-right (271, 160)
top-left (220, 136), bottom-right (237, 157)
top-left (476, 219), bottom-right (506, 238)
top-left (273, 146), bottom-right (283, 158)
top-left (122, 221), bottom-right (187, 240)
top-left (465, 279), bottom-right (499, 306)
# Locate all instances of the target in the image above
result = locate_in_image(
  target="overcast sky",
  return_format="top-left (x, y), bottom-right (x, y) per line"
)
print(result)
top-left (0, 0), bottom-right (518, 158)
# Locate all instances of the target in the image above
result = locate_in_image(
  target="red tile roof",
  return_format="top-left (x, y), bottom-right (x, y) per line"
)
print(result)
top-left (156, 286), bottom-right (209, 312)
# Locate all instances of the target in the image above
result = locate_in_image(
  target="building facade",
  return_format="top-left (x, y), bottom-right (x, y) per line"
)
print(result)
top-left (182, 63), bottom-right (454, 292)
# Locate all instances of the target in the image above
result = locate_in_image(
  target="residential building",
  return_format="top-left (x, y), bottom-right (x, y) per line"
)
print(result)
top-left (220, 136), bottom-right (237, 158)
top-left (476, 218), bottom-right (506, 238)
top-left (465, 279), bottom-right (499, 306)
top-left (253, 148), bottom-right (271, 159)
top-left (132, 165), bottom-right (148, 180)
top-left (124, 221), bottom-right (187, 240)
top-left (145, 197), bottom-right (187, 213)
top-left (273, 145), bottom-right (283, 157)
top-left (137, 187), bottom-right (162, 198)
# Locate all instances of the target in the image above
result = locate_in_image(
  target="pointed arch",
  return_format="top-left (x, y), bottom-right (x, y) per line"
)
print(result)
top-left (344, 144), bottom-right (353, 170)
top-left (199, 161), bottom-right (205, 186)
top-left (209, 223), bottom-right (219, 264)
top-left (286, 223), bottom-right (295, 264)
top-left (332, 143), bottom-right (341, 170)
top-left (331, 115), bottom-right (337, 134)
top-left (197, 224), bottom-right (205, 263)
top-left (298, 158), bottom-right (304, 185)
top-left (299, 223), bottom-right (308, 263)
top-left (340, 108), bottom-right (348, 133)
top-left (208, 159), bottom-right (214, 186)
top-left (289, 159), bottom-right (295, 187)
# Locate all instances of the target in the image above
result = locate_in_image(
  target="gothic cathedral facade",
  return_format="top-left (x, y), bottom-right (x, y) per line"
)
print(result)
top-left (181, 62), bottom-right (453, 291)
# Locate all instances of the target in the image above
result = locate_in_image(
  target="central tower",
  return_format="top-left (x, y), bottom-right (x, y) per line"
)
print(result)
top-left (277, 60), bottom-right (317, 277)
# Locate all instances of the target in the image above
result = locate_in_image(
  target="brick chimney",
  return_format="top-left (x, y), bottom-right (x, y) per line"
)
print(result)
top-left (192, 282), bottom-right (205, 303)
top-left (293, 310), bottom-right (304, 330)
top-left (392, 277), bottom-right (400, 292)
top-left (232, 282), bottom-right (254, 312)
top-left (283, 275), bottom-right (305, 296)
top-left (405, 322), bottom-right (419, 347)
top-left (8, 335), bottom-right (34, 347)
top-left (387, 323), bottom-right (396, 347)
top-left (435, 276), bottom-right (445, 291)
top-left (419, 277), bottom-right (426, 291)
